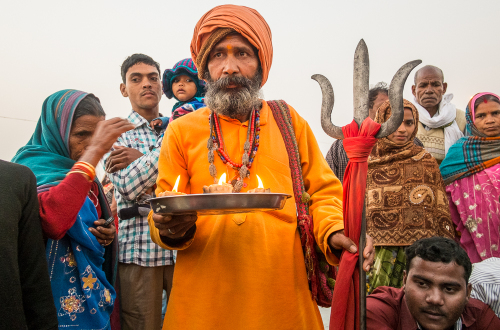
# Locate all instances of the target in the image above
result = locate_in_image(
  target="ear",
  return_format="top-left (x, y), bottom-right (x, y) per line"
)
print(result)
top-left (465, 283), bottom-right (472, 302)
top-left (442, 82), bottom-right (448, 94)
top-left (403, 270), bottom-right (407, 286)
top-left (411, 85), bottom-right (416, 97)
top-left (120, 83), bottom-right (128, 97)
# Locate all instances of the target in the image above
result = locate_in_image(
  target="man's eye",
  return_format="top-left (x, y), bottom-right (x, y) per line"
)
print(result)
top-left (132, 78), bottom-right (139, 82)
top-left (444, 287), bottom-right (456, 293)
top-left (151, 77), bottom-right (158, 81)
top-left (214, 53), bottom-right (222, 58)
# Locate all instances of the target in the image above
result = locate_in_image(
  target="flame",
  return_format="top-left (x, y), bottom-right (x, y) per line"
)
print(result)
top-left (172, 175), bottom-right (181, 192)
top-left (218, 173), bottom-right (227, 185)
top-left (257, 175), bottom-right (264, 189)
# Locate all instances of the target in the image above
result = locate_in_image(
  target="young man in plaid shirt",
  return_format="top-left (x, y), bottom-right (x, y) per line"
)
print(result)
top-left (104, 54), bottom-right (174, 330)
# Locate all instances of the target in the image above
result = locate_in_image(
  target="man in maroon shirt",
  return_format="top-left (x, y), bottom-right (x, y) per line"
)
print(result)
top-left (367, 237), bottom-right (500, 330)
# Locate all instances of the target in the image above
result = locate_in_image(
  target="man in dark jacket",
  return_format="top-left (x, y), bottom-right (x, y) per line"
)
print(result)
top-left (0, 160), bottom-right (58, 330)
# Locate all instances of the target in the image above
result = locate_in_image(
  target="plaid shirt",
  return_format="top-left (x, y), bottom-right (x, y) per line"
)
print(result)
top-left (325, 138), bottom-right (424, 184)
top-left (325, 139), bottom-right (349, 184)
top-left (104, 110), bottom-right (173, 267)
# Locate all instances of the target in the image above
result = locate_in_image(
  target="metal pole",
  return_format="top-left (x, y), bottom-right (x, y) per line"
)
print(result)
top-left (358, 203), bottom-right (367, 330)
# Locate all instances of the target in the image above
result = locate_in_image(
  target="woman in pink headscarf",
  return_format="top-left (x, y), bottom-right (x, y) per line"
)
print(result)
top-left (440, 92), bottom-right (500, 262)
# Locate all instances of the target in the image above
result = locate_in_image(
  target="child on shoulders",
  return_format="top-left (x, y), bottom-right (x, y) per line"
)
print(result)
top-left (151, 58), bottom-right (206, 130)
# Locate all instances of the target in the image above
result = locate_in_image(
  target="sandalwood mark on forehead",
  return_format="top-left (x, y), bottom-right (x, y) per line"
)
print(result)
top-left (227, 44), bottom-right (233, 50)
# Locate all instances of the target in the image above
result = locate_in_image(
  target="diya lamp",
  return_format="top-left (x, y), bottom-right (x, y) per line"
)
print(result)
top-left (203, 173), bottom-right (234, 193)
top-left (157, 175), bottom-right (186, 196)
top-left (247, 175), bottom-right (270, 193)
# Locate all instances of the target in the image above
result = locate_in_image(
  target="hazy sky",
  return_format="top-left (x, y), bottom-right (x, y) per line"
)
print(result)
top-left (1, 0), bottom-right (499, 161)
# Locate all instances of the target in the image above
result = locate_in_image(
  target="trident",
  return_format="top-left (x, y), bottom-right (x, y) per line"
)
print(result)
top-left (312, 39), bottom-right (421, 329)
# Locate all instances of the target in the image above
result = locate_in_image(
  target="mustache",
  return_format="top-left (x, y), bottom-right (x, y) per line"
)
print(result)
top-left (208, 75), bottom-right (254, 90)
top-left (421, 308), bottom-right (444, 316)
top-left (141, 90), bottom-right (156, 96)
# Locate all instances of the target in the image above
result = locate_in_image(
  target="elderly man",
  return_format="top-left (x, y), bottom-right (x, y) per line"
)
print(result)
top-left (411, 65), bottom-right (466, 163)
top-left (367, 237), bottom-right (500, 330)
top-left (148, 4), bottom-right (374, 330)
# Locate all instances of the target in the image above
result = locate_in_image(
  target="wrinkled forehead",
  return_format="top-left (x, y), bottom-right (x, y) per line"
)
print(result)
top-left (214, 33), bottom-right (259, 55)
top-left (415, 67), bottom-right (444, 83)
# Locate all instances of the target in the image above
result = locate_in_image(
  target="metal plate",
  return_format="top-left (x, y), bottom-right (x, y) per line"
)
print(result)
top-left (149, 193), bottom-right (292, 215)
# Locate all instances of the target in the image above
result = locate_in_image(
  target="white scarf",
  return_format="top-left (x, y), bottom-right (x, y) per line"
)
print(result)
top-left (411, 93), bottom-right (463, 154)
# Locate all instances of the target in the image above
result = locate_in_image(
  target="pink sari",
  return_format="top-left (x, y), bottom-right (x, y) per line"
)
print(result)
top-left (446, 163), bottom-right (500, 263)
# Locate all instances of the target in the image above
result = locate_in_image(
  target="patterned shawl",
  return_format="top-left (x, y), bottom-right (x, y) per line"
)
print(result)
top-left (440, 92), bottom-right (500, 185)
top-left (12, 90), bottom-right (116, 329)
top-left (366, 99), bottom-right (454, 246)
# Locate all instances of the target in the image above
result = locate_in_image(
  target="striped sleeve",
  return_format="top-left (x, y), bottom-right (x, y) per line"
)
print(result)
top-left (469, 257), bottom-right (500, 318)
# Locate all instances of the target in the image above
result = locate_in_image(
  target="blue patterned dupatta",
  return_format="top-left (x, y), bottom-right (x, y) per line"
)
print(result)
top-left (12, 90), bottom-right (116, 329)
top-left (47, 197), bottom-right (115, 329)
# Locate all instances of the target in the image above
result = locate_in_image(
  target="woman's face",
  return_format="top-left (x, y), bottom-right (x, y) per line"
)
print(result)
top-left (474, 101), bottom-right (500, 137)
top-left (68, 115), bottom-right (105, 161)
top-left (387, 108), bottom-right (415, 145)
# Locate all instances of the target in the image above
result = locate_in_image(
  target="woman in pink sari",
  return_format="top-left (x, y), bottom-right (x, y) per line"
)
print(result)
top-left (440, 92), bottom-right (500, 262)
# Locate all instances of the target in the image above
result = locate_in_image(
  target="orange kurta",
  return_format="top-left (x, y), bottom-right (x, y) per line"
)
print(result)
top-left (148, 100), bottom-right (344, 330)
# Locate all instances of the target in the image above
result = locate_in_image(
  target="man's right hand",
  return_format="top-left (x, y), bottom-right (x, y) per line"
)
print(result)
top-left (152, 213), bottom-right (197, 239)
top-left (105, 146), bottom-right (144, 173)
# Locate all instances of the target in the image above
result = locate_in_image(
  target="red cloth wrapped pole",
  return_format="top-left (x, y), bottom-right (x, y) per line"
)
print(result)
top-left (330, 118), bottom-right (381, 330)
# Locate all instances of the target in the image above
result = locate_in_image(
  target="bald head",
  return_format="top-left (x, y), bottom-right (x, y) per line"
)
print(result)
top-left (414, 65), bottom-right (444, 85)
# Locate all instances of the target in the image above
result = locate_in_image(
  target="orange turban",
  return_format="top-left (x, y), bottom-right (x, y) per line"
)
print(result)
top-left (190, 4), bottom-right (273, 87)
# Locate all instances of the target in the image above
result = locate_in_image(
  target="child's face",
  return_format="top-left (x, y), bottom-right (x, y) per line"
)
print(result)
top-left (172, 75), bottom-right (197, 102)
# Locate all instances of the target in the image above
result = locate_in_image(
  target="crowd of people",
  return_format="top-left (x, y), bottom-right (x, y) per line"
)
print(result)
top-left (2, 4), bottom-right (500, 330)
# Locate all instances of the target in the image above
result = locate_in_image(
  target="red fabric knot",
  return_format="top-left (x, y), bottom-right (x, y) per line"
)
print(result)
top-left (343, 136), bottom-right (378, 163)
top-left (330, 118), bottom-right (381, 330)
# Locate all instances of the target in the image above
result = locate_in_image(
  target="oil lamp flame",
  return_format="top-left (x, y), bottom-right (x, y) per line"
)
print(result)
top-left (257, 175), bottom-right (264, 189)
top-left (172, 175), bottom-right (181, 192)
top-left (218, 173), bottom-right (227, 185)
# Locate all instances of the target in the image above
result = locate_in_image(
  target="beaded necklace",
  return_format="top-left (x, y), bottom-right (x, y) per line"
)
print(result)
top-left (207, 108), bottom-right (260, 192)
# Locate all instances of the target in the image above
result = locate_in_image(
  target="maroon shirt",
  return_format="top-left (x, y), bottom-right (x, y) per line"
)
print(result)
top-left (367, 286), bottom-right (500, 330)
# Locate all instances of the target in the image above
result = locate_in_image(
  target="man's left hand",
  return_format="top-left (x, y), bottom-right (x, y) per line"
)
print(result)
top-left (89, 219), bottom-right (116, 246)
top-left (328, 230), bottom-right (375, 272)
top-left (105, 146), bottom-right (144, 173)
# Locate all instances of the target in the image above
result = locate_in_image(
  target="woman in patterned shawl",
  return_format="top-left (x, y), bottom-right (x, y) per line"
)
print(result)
top-left (440, 92), bottom-right (500, 263)
top-left (366, 99), bottom-right (455, 293)
top-left (12, 90), bottom-right (134, 329)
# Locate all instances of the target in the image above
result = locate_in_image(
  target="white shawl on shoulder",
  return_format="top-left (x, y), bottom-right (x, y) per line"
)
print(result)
top-left (411, 93), bottom-right (464, 154)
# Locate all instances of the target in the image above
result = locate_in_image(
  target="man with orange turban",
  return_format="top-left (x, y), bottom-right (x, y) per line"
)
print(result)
top-left (149, 5), bottom-right (374, 329)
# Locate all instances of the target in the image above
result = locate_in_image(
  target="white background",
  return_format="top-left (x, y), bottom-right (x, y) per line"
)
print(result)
top-left (1, 0), bottom-right (499, 160)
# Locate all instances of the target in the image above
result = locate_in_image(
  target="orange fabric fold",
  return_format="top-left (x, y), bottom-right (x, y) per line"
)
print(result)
top-left (190, 4), bottom-right (273, 87)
